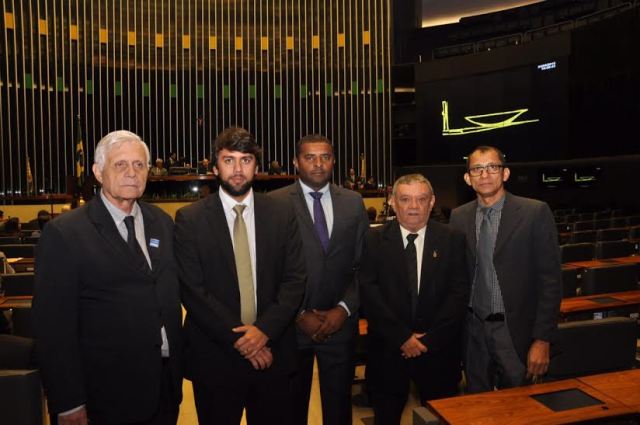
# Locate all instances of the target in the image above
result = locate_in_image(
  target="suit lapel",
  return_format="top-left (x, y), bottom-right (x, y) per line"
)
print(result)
top-left (327, 184), bottom-right (344, 253)
top-left (204, 194), bottom-right (238, 282)
top-left (88, 197), bottom-right (151, 277)
top-left (418, 223), bottom-right (440, 299)
top-left (254, 193), bottom-right (268, 311)
top-left (494, 193), bottom-right (521, 258)
top-left (140, 203), bottom-right (161, 278)
top-left (464, 201), bottom-right (478, 265)
top-left (383, 221), bottom-right (412, 299)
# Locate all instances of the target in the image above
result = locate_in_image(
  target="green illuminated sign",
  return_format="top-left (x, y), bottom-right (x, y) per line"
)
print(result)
top-left (441, 100), bottom-right (539, 136)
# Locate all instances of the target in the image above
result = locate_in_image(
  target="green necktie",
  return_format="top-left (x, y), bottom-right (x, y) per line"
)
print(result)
top-left (233, 204), bottom-right (256, 325)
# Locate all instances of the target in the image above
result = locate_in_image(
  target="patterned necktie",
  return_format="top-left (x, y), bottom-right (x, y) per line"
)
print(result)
top-left (406, 233), bottom-right (419, 318)
top-left (473, 207), bottom-right (493, 319)
top-left (123, 215), bottom-right (150, 272)
top-left (310, 191), bottom-right (330, 253)
top-left (233, 204), bottom-right (256, 325)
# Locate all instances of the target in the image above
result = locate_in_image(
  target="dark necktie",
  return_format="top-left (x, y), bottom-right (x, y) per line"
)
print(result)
top-left (310, 191), bottom-right (330, 253)
top-left (406, 233), bottom-right (419, 318)
top-left (124, 215), bottom-right (150, 272)
top-left (473, 207), bottom-right (493, 319)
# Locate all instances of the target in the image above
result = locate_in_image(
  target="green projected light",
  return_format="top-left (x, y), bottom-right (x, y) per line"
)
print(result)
top-left (441, 100), bottom-right (539, 136)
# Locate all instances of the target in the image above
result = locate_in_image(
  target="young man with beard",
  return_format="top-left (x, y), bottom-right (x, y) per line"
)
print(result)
top-left (174, 127), bottom-right (305, 425)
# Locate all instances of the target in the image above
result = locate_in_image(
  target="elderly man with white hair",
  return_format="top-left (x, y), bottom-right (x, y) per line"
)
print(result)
top-left (33, 130), bottom-right (183, 425)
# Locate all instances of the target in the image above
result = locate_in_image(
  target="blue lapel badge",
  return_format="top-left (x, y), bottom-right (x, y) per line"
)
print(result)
top-left (149, 238), bottom-right (160, 248)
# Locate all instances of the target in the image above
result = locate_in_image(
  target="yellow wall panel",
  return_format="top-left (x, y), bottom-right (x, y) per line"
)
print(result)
top-left (286, 36), bottom-right (294, 50)
top-left (261, 36), bottom-right (269, 51)
top-left (128, 31), bottom-right (136, 46)
top-left (337, 33), bottom-right (345, 47)
top-left (312, 35), bottom-right (320, 49)
top-left (182, 35), bottom-right (191, 49)
top-left (156, 33), bottom-right (164, 47)
top-left (209, 35), bottom-right (217, 50)
top-left (70, 25), bottom-right (79, 40)
top-left (99, 28), bottom-right (108, 44)
top-left (235, 36), bottom-right (243, 50)
top-left (4, 12), bottom-right (15, 29)
top-left (38, 19), bottom-right (48, 35)
top-left (363, 30), bottom-right (370, 45)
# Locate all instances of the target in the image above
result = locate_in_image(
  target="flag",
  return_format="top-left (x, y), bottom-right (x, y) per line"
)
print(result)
top-left (75, 115), bottom-right (85, 188)
top-left (26, 156), bottom-right (34, 195)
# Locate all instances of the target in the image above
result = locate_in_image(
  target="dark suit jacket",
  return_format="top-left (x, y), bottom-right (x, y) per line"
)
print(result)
top-left (449, 192), bottom-right (562, 362)
top-left (269, 182), bottom-right (369, 344)
top-left (174, 192), bottom-right (306, 383)
top-left (33, 196), bottom-right (183, 424)
top-left (360, 219), bottom-right (469, 356)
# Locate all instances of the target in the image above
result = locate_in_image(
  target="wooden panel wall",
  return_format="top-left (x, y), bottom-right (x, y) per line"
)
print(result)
top-left (0, 0), bottom-right (391, 194)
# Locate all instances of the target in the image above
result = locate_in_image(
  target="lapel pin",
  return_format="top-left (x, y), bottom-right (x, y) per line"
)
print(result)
top-left (433, 250), bottom-right (438, 259)
top-left (149, 238), bottom-right (160, 248)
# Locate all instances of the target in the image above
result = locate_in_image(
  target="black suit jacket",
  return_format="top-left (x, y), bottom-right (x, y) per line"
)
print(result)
top-left (269, 182), bottom-right (369, 344)
top-left (174, 191), bottom-right (305, 382)
top-left (449, 192), bottom-right (562, 362)
top-left (33, 197), bottom-right (183, 424)
top-left (360, 219), bottom-right (469, 356)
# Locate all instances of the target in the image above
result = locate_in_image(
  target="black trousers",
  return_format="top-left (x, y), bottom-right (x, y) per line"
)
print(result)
top-left (291, 341), bottom-right (354, 425)
top-left (367, 349), bottom-right (461, 425)
top-left (192, 367), bottom-right (293, 425)
top-left (50, 359), bottom-right (179, 425)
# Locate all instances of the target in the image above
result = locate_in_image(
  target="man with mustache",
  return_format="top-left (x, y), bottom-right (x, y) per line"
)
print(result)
top-left (174, 127), bottom-right (305, 425)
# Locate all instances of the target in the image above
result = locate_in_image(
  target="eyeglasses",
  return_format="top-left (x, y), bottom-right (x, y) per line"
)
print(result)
top-left (468, 164), bottom-right (504, 177)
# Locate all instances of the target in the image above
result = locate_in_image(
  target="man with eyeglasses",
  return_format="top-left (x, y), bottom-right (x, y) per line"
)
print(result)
top-left (449, 145), bottom-right (561, 393)
top-left (34, 131), bottom-right (184, 425)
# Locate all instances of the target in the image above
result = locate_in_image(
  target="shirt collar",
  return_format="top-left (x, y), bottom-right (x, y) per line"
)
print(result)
top-left (100, 190), bottom-right (141, 224)
top-left (477, 194), bottom-right (506, 213)
top-left (299, 180), bottom-right (330, 197)
top-left (399, 223), bottom-right (427, 241)
top-left (219, 187), bottom-right (254, 214)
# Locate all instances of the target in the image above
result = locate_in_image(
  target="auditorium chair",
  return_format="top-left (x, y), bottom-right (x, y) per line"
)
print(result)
top-left (580, 263), bottom-right (638, 295)
top-left (577, 212), bottom-right (595, 221)
top-left (560, 243), bottom-right (595, 263)
top-left (18, 222), bottom-right (39, 231)
top-left (556, 223), bottom-right (571, 233)
top-left (561, 268), bottom-right (579, 298)
top-left (594, 210), bottom-right (612, 220)
top-left (0, 335), bottom-right (43, 425)
top-left (594, 240), bottom-right (635, 259)
top-left (593, 219), bottom-right (611, 230)
top-left (570, 230), bottom-right (597, 243)
top-left (0, 244), bottom-right (36, 258)
top-left (1, 273), bottom-right (35, 296)
top-left (596, 227), bottom-right (629, 242)
top-left (546, 317), bottom-right (636, 380)
top-left (564, 214), bottom-right (580, 223)
top-left (610, 216), bottom-right (629, 228)
top-left (21, 236), bottom-right (40, 245)
top-left (572, 221), bottom-right (595, 231)
top-left (629, 225), bottom-right (640, 241)
top-left (629, 215), bottom-right (640, 226)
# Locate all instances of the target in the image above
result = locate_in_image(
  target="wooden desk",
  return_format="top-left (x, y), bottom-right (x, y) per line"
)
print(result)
top-left (427, 379), bottom-right (635, 424)
top-left (359, 318), bottom-right (368, 336)
top-left (610, 255), bottom-right (640, 265)
top-left (0, 295), bottom-right (33, 309)
top-left (559, 290), bottom-right (640, 318)
top-left (579, 369), bottom-right (640, 412)
top-left (564, 259), bottom-right (620, 269)
top-left (7, 257), bottom-right (35, 273)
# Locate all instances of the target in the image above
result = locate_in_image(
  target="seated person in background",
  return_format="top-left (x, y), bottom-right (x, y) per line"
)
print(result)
top-left (31, 210), bottom-right (52, 238)
top-left (3, 217), bottom-right (20, 236)
top-left (268, 160), bottom-right (283, 175)
top-left (0, 209), bottom-right (5, 233)
top-left (197, 158), bottom-right (213, 175)
top-left (365, 176), bottom-right (377, 190)
top-left (367, 206), bottom-right (378, 222)
top-left (167, 151), bottom-right (179, 168)
top-left (344, 168), bottom-right (359, 189)
top-left (150, 158), bottom-right (168, 176)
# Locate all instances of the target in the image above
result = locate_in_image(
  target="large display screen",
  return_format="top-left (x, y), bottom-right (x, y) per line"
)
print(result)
top-left (415, 57), bottom-right (569, 164)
